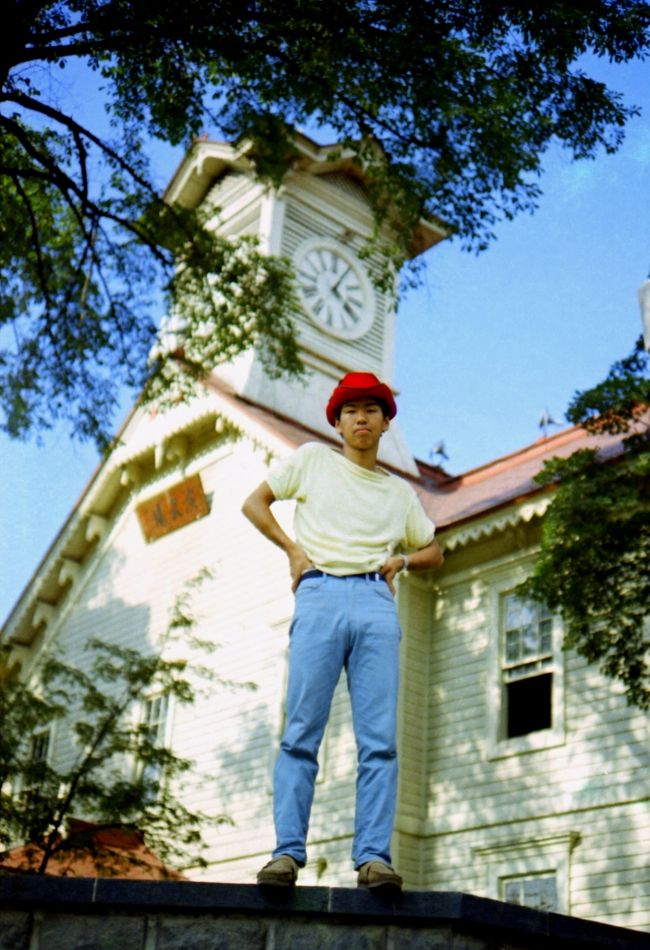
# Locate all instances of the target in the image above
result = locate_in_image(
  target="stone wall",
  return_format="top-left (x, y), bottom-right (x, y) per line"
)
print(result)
top-left (1, 876), bottom-right (648, 950)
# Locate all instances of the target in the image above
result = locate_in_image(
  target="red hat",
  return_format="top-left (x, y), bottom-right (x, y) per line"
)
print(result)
top-left (326, 372), bottom-right (397, 426)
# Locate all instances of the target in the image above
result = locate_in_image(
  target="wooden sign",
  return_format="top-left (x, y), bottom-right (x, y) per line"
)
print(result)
top-left (136, 474), bottom-right (210, 542)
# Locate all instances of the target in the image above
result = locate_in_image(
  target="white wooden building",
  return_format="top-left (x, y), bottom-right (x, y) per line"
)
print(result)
top-left (2, 135), bottom-right (648, 932)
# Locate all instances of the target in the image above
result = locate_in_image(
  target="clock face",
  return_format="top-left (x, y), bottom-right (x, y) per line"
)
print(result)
top-left (294, 238), bottom-right (375, 340)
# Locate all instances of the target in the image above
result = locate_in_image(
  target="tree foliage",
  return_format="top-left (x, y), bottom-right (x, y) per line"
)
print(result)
top-left (522, 337), bottom-right (650, 709)
top-left (2, 1), bottom-right (649, 444)
top-left (0, 585), bottom-right (251, 874)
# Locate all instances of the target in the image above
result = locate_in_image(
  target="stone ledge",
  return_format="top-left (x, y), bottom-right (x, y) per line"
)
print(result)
top-left (0, 876), bottom-right (647, 950)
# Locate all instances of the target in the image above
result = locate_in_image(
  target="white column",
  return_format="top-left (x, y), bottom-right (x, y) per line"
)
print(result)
top-left (638, 279), bottom-right (650, 352)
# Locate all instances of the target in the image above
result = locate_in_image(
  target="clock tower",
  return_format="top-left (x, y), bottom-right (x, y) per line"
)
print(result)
top-left (165, 133), bottom-right (445, 473)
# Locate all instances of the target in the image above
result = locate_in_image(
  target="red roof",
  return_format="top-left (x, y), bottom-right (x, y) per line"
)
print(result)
top-left (418, 425), bottom-right (626, 530)
top-left (204, 373), bottom-right (628, 532)
top-left (0, 820), bottom-right (185, 880)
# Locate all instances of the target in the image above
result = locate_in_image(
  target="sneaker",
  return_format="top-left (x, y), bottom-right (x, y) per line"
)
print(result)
top-left (257, 854), bottom-right (300, 887)
top-left (357, 861), bottom-right (403, 894)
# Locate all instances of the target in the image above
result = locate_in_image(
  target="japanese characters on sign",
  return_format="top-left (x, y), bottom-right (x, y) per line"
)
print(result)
top-left (136, 474), bottom-right (210, 542)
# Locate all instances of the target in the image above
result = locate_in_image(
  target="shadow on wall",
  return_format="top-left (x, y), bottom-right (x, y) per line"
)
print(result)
top-left (206, 669), bottom-right (362, 886)
top-left (3, 554), bottom-right (230, 879)
top-left (422, 574), bottom-right (649, 925)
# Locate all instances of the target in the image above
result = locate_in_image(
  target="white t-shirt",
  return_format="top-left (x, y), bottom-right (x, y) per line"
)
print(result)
top-left (267, 442), bottom-right (435, 575)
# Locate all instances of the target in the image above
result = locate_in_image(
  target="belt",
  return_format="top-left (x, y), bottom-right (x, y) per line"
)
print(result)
top-left (298, 569), bottom-right (385, 586)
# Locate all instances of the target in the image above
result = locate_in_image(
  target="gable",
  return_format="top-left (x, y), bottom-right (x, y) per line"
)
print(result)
top-left (1, 368), bottom-right (630, 654)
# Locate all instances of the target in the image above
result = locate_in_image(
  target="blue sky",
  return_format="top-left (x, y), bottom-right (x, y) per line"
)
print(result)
top-left (1, 55), bottom-right (648, 621)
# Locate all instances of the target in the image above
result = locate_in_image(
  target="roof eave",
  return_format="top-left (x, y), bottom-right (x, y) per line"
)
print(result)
top-left (163, 135), bottom-right (447, 257)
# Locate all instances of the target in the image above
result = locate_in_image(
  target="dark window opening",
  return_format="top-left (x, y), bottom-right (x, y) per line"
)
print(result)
top-left (30, 732), bottom-right (50, 763)
top-left (506, 673), bottom-right (552, 738)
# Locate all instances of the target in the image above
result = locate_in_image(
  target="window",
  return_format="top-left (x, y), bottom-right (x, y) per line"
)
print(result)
top-left (502, 873), bottom-right (558, 912)
top-left (139, 694), bottom-right (170, 796)
top-left (486, 584), bottom-right (565, 759)
top-left (19, 730), bottom-right (52, 806)
top-left (26, 730), bottom-right (50, 785)
top-left (30, 731), bottom-right (51, 765)
top-left (474, 832), bottom-right (580, 915)
top-left (276, 681), bottom-right (332, 786)
top-left (143, 694), bottom-right (169, 748)
top-left (502, 595), bottom-right (554, 739)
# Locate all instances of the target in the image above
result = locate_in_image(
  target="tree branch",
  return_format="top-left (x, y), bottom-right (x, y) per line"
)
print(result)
top-left (37, 685), bottom-right (136, 874)
top-left (6, 90), bottom-right (215, 258)
top-left (1, 112), bottom-right (172, 265)
top-left (6, 91), bottom-right (159, 197)
top-left (9, 172), bottom-right (53, 313)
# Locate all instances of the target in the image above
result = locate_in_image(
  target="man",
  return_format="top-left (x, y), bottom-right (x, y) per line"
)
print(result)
top-left (242, 372), bottom-right (443, 892)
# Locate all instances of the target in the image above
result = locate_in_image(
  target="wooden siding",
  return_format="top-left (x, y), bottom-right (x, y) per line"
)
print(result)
top-left (27, 430), bottom-right (363, 888)
top-left (281, 179), bottom-right (392, 375)
top-left (394, 580), bottom-right (434, 886)
top-left (421, 546), bottom-right (650, 932)
top-left (14, 419), bottom-right (648, 927)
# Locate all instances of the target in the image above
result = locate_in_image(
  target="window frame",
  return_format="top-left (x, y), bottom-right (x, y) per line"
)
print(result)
top-left (29, 729), bottom-right (52, 765)
top-left (138, 692), bottom-right (173, 795)
top-left (274, 638), bottom-right (332, 788)
top-left (12, 724), bottom-right (56, 805)
top-left (501, 872), bottom-right (559, 912)
top-left (142, 692), bottom-right (172, 748)
top-left (474, 832), bottom-right (581, 916)
top-left (486, 574), bottom-right (566, 760)
top-left (20, 727), bottom-right (53, 793)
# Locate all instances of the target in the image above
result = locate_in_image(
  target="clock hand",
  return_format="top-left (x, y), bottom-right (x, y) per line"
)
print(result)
top-left (342, 301), bottom-right (359, 322)
top-left (331, 266), bottom-right (351, 297)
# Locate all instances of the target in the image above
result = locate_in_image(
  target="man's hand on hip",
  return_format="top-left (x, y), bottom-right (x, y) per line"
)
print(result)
top-left (288, 546), bottom-right (313, 592)
top-left (379, 556), bottom-right (406, 594)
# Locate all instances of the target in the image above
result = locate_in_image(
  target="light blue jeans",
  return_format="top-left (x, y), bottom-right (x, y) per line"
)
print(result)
top-left (272, 572), bottom-right (402, 869)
